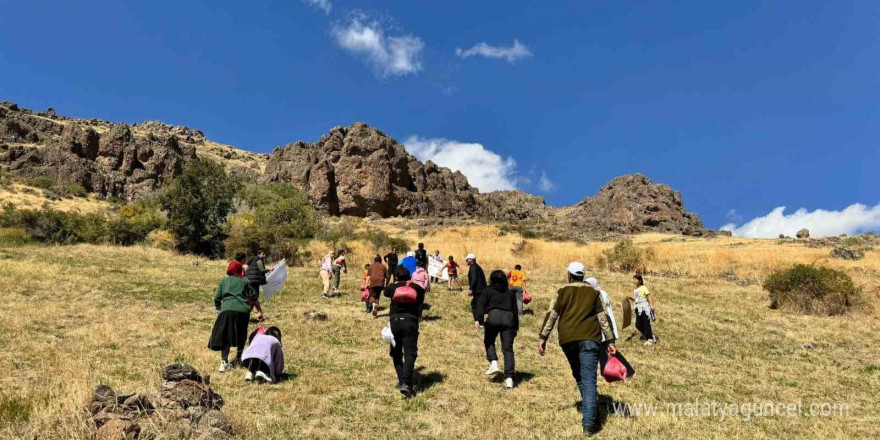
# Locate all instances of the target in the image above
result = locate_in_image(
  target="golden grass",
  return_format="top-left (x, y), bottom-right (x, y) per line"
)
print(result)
top-left (0, 183), bottom-right (112, 213)
top-left (1, 228), bottom-right (878, 439)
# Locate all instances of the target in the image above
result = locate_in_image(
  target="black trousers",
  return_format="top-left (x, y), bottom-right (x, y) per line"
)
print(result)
top-left (636, 310), bottom-right (654, 339)
top-left (389, 316), bottom-right (420, 387)
top-left (245, 358), bottom-right (271, 375)
top-left (484, 323), bottom-right (517, 378)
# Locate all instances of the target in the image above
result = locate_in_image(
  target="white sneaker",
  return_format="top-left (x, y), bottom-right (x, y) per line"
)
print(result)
top-left (485, 361), bottom-right (500, 375)
top-left (254, 371), bottom-right (273, 383)
top-left (218, 361), bottom-right (229, 373)
top-left (644, 338), bottom-right (656, 346)
top-left (504, 378), bottom-right (514, 389)
top-left (245, 371), bottom-right (254, 381)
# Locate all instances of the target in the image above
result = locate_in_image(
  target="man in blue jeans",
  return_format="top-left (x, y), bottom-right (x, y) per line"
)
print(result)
top-left (538, 262), bottom-right (616, 436)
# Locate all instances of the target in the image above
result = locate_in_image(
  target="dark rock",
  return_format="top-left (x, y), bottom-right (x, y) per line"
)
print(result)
top-left (796, 228), bottom-right (810, 239)
top-left (304, 310), bottom-right (328, 321)
top-left (162, 364), bottom-right (203, 383)
top-left (197, 410), bottom-right (233, 435)
top-left (161, 380), bottom-right (223, 409)
top-left (779, 234), bottom-right (785, 239)
top-left (830, 246), bottom-right (864, 261)
top-left (123, 393), bottom-right (155, 412)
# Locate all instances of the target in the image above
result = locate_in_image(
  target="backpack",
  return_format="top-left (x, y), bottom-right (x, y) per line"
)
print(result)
top-left (392, 282), bottom-right (418, 304)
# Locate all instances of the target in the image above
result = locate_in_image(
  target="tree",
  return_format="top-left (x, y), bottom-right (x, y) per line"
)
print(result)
top-left (160, 159), bottom-right (236, 257)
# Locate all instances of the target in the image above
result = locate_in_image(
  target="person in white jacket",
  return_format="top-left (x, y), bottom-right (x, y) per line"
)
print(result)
top-left (586, 277), bottom-right (619, 341)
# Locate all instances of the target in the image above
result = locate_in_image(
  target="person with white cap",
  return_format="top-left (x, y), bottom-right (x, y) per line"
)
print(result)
top-left (465, 253), bottom-right (487, 328)
top-left (538, 262), bottom-right (616, 436)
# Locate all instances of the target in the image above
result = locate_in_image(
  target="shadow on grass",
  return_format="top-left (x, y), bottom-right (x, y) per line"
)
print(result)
top-left (413, 367), bottom-right (446, 393)
top-left (490, 371), bottom-right (536, 385)
top-left (420, 315), bottom-right (442, 322)
top-left (573, 394), bottom-right (632, 429)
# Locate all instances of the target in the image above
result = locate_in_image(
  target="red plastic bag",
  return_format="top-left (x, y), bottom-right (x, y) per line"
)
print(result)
top-left (360, 285), bottom-right (370, 302)
top-left (522, 290), bottom-right (532, 305)
top-left (602, 354), bottom-right (628, 382)
top-left (392, 282), bottom-right (418, 304)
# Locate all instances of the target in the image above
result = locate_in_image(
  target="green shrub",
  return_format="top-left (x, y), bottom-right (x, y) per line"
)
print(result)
top-left (160, 159), bottom-right (237, 257)
top-left (224, 183), bottom-right (319, 263)
top-left (361, 230), bottom-right (409, 254)
top-left (0, 228), bottom-right (29, 246)
top-left (763, 264), bottom-right (860, 316)
top-left (597, 239), bottom-right (654, 273)
top-left (54, 183), bottom-right (88, 198)
top-left (0, 393), bottom-right (32, 426)
top-left (28, 177), bottom-right (54, 190)
top-left (319, 217), bottom-right (359, 250)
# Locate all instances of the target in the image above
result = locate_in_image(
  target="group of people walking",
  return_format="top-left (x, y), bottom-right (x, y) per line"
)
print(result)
top-left (207, 244), bottom-right (658, 436)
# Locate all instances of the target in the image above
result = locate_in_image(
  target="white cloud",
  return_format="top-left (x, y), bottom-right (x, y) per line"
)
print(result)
top-left (404, 136), bottom-right (518, 192)
top-left (725, 209), bottom-right (742, 223)
top-left (302, 0), bottom-right (331, 15)
top-left (332, 14), bottom-right (423, 78)
top-left (721, 204), bottom-right (880, 238)
top-left (538, 171), bottom-right (555, 192)
top-left (455, 39), bottom-right (532, 63)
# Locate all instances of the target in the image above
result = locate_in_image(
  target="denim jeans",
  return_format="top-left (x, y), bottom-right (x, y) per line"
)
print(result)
top-left (511, 286), bottom-right (524, 313)
top-left (561, 339), bottom-right (600, 430)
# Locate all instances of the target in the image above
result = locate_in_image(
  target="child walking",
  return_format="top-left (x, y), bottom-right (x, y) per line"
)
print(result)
top-left (632, 274), bottom-right (657, 345)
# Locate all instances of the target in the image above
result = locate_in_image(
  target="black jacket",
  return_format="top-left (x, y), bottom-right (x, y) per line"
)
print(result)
top-left (468, 263), bottom-right (487, 295)
top-left (383, 281), bottom-right (426, 318)
top-left (245, 257), bottom-right (267, 285)
top-left (384, 253), bottom-right (399, 269)
top-left (414, 249), bottom-right (428, 267)
top-left (476, 285), bottom-right (519, 328)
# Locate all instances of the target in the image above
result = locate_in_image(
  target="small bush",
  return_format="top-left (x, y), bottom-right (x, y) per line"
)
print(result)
top-left (0, 393), bottom-right (32, 426)
top-left (319, 217), bottom-right (358, 251)
top-left (763, 264), bottom-right (860, 316)
top-left (54, 183), bottom-right (88, 198)
top-left (361, 230), bottom-right (409, 253)
top-left (28, 177), bottom-right (54, 190)
top-left (145, 229), bottom-right (177, 251)
top-left (0, 228), bottom-right (29, 246)
top-left (597, 239), bottom-right (654, 273)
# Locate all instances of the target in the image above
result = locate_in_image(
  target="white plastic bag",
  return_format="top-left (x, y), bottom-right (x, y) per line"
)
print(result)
top-left (263, 259), bottom-right (288, 300)
top-left (381, 324), bottom-right (396, 347)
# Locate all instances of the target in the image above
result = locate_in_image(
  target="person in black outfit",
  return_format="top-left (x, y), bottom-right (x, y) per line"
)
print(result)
top-left (414, 243), bottom-right (428, 268)
top-left (245, 250), bottom-right (270, 300)
top-left (466, 254), bottom-right (487, 329)
top-left (383, 265), bottom-right (426, 398)
top-left (384, 248), bottom-right (399, 282)
top-left (476, 270), bottom-right (518, 388)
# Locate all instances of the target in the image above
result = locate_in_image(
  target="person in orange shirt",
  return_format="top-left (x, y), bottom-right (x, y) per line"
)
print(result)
top-left (507, 264), bottom-right (527, 315)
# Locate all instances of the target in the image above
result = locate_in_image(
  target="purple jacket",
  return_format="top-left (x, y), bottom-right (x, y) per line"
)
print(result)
top-left (242, 334), bottom-right (285, 381)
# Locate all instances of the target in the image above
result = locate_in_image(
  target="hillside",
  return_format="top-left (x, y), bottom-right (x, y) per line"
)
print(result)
top-left (0, 230), bottom-right (877, 439)
top-left (1, 102), bottom-right (713, 237)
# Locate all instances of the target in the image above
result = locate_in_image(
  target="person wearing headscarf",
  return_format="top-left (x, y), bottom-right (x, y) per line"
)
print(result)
top-left (586, 277), bottom-right (619, 341)
top-left (466, 254), bottom-right (487, 328)
top-left (319, 251), bottom-right (334, 299)
top-left (209, 262), bottom-right (263, 372)
top-left (476, 270), bottom-right (518, 388)
top-left (227, 253), bottom-right (246, 278)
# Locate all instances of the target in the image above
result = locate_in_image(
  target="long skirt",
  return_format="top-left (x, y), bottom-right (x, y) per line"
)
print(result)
top-left (208, 310), bottom-right (250, 351)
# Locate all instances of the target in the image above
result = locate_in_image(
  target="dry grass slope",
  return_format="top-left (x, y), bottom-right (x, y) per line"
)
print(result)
top-left (1, 228), bottom-right (878, 439)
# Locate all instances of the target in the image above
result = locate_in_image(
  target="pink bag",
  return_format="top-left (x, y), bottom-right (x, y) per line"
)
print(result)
top-left (392, 281), bottom-right (418, 304)
top-left (602, 355), bottom-right (628, 382)
top-left (360, 285), bottom-right (370, 302)
top-left (522, 290), bottom-right (532, 305)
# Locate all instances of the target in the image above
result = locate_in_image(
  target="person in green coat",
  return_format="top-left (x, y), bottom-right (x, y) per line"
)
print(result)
top-left (208, 264), bottom-right (264, 372)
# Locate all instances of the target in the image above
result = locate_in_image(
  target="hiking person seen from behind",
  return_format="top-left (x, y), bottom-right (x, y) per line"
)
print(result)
top-left (633, 274), bottom-right (657, 345)
top-left (332, 249), bottom-right (348, 296)
top-left (414, 242), bottom-right (429, 269)
top-left (477, 270), bottom-right (519, 389)
top-left (538, 262), bottom-right (616, 436)
top-left (383, 265), bottom-right (426, 398)
top-left (466, 254), bottom-right (488, 329)
top-left (209, 261), bottom-right (263, 373)
top-left (368, 255), bottom-right (389, 318)
top-left (319, 251), bottom-right (334, 299)
top-left (246, 250), bottom-right (271, 300)
top-left (507, 264), bottom-right (527, 315)
top-left (384, 248), bottom-right (399, 282)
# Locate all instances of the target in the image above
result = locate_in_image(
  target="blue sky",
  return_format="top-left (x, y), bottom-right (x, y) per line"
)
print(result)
top-left (1, 0), bottom-right (878, 236)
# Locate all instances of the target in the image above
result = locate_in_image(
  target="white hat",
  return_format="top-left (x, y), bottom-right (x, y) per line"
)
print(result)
top-left (567, 262), bottom-right (585, 277)
top-left (465, 253), bottom-right (476, 261)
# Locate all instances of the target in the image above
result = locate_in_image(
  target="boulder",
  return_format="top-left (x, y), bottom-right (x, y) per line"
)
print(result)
top-left (160, 379), bottom-right (223, 409)
top-left (304, 310), bottom-right (328, 321)
top-left (197, 410), bottom-right (233, 435)
top-left (830, 246), bottom-right (863, 261)
top-left (162, 364), bottom-right (203, 383)
top-left (796, 228), bottom-right (810, 239)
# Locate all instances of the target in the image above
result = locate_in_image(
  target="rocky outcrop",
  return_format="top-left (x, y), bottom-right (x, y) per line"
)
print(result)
top-left (88, 364), bottom-right (233, 440)
top-left (261, 123), bottom-right (479, 217)
top-left (557, 174), bottom-right (706, 236)
top-left (0, 102), bottom-right (263, 200)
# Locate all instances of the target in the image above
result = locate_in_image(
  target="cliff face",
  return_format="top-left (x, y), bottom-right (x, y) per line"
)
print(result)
top-left (1, 102), bottom-right (709, 236)
top-left (261, 123), bottom-right (480, 217)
